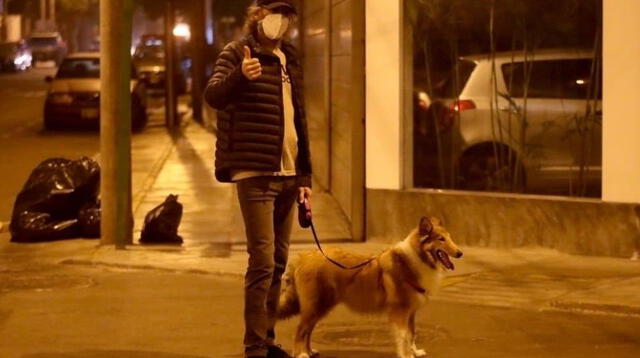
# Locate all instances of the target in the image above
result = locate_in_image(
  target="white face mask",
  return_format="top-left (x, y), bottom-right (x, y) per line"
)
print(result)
top-left (260, 13), bottom-right (290, 40)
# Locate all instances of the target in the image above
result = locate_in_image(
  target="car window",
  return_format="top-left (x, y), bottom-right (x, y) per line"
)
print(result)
top-left (433, 60), bottom-right (476, 98)
top-left (28, 37), bottom-right (57, 47)
top-left (134, 47), bottom-right (165, 60)
top-left (502, 59), bottom-right (602, 100)
top-left (57, 58), bottom-right (101, 78)
top-left (56, 58), bottom-right (139, 79)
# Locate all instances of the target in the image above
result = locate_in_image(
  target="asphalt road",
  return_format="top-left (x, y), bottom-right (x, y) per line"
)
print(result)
top-left (0, 261), bottom-right (638, 358)
top-left (0, 67), bottom-right (101, 222)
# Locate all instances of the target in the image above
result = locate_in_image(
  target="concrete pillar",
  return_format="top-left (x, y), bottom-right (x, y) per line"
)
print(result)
top-left (191, 0), bottom-right (206, 123)
top-left (100, 0), bottom-right (134, 248)
top-left (365, 0), bottom-right (402, 190)
top-left (48, 0), bottom-right (55, 23)
top-left (602, 0), bottom-right (640, 203)
top-left (165, 0), bottom-right (177, 128)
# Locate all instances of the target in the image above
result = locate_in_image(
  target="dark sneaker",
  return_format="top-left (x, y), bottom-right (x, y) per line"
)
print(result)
top-left (267, 344), bottom-right (293, 358)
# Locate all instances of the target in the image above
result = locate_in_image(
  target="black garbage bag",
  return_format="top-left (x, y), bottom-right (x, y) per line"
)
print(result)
top-left (10, 157), bottom-right (100, 243)
top-left (78, 200), bottom-right (101, 238)
top-left (11, 212), bottom-right (80, 242)
top-left (140, 194), bottom-right (183, 245)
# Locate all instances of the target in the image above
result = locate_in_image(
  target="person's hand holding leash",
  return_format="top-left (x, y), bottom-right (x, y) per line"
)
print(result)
top-left (298, 186), bottom-right (312, 204)
top-left (298, 187), bottom-right (312, 229)
top-left (242, 46), bottom-right (262, 81)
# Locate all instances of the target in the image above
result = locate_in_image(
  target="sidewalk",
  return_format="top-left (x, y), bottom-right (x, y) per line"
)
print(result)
top-left (2, 116), bottom-right (640, 318)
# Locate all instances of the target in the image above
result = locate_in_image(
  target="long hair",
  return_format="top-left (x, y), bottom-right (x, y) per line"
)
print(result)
top-left (243, 5), bottom-right (265, 36)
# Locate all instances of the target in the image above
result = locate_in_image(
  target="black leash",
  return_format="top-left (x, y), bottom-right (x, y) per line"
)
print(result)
top-left (300, 198), bottom-right (375, 270)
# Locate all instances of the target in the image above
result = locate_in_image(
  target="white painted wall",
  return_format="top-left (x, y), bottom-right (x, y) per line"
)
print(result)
top-left (603, 0), bottom-right (640, 203)
top-left (365, 0), bottom-right (402, 190)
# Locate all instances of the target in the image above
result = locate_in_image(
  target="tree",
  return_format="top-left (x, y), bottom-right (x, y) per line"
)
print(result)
top-left (56, 0), bottom-right (98, 52)
top-left (135, 0), bottom-right (164, 20)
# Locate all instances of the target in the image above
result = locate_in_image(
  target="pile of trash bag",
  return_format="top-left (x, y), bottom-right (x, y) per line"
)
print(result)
top-left (140, 194), bottom-right (183, 245)
top-left (10, 157), bottom-right (101, 243)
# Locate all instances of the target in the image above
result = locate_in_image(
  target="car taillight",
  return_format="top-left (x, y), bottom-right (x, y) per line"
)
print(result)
top-left (450, 99), bottom-right (476, 112)
top-left (439, 100), bottom-right (475, 131)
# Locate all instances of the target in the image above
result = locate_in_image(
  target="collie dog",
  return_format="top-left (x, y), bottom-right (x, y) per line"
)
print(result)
top-left (278, 216), bottom-right (463, 358)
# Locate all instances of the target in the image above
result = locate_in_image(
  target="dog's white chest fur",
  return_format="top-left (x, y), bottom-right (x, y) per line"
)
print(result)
top-left (397, 240), bottom-right (443, 296)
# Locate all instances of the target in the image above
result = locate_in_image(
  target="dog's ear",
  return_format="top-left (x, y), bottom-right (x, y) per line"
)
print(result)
top-left (419, 216), bottom-right (433, 236)
top-left (430, 216), bottom-right (445, 226)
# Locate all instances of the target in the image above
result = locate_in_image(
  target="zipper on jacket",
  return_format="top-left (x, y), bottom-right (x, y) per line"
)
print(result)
top-left (276, 56), bottom-right (285, 172)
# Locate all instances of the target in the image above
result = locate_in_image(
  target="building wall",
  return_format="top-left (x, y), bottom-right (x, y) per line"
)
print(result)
top-left (302, 1), bottom-right (330, 189)
top-left (364, 0), bottom-right (640, 256)
top-left (302, 0), bottom-right (365, 240)
top-left (367, 189), bottom-right (637, 257)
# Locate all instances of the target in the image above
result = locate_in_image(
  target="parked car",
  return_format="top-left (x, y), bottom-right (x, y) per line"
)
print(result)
top-left (43, 52), bottom-right (148, 131)
top-left (133, 35), bottom-right (190, 95)
top-left (28, 32), bottom-right (67, 65)
top-left (422, 49), bottom-right (602, 196)
top-left (0, 40), bottom-right (32, 72)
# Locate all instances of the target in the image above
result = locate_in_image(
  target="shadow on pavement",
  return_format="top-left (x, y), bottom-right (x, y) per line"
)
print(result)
top-left (314, 351), bottom-right (390, 358)
top-left (220, 350), bottom-right (390, 358)
top-left (23, 351), bottom-right (208, 358)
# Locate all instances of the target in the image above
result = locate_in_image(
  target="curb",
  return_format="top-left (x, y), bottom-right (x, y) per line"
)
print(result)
top-left (548, 300), bottom-right (640, 317)
top-left (59, 258), bottom-right (245, 278)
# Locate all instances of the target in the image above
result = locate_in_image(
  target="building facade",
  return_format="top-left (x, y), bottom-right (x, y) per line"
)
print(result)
top-left (299, 0), bottom-right (639, 257)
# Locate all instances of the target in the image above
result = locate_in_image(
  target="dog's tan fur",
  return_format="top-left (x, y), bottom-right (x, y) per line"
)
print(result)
top-left (278, 216), bottom-right (463, 358)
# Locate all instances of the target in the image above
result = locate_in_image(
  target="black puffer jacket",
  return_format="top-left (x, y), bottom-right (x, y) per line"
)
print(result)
top-left (204, 34), bottom-right (312, 187)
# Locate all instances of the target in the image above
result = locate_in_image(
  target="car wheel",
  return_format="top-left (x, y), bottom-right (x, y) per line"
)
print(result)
top-left (44, 115), bottom-right (59, 130)
top-left (459, 147), bottom-right (525, 192)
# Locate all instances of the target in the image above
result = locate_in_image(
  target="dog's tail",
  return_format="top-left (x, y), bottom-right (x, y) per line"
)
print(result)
top-left (277, 265), bottom-right (300, 320)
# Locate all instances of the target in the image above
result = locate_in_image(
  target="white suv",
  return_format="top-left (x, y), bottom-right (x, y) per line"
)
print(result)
top-left (441, 49), bottom-right (602, 196)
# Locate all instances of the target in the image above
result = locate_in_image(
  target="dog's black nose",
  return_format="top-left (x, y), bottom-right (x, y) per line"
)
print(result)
top-left (456, 251), bottom-right (463, 258)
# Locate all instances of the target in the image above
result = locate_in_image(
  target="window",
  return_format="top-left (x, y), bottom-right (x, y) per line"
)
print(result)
top-left (503, 59), bottom-right (602, 100)
top-left (57, 59), bottom-right (101, 79)
top-left (408, 0), bottom-right (603, 198)
top-left (28, 37), bottom-right (58, 47)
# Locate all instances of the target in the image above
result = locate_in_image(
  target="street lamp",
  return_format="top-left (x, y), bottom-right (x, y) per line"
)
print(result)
top-left (172, 23), bottom-right (191, 40)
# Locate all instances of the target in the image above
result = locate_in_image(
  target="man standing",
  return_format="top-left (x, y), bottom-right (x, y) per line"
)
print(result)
top-left (204, 1), bottom-right (311, 357)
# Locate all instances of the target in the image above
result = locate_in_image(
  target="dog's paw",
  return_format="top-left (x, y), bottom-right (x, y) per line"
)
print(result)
top-left (296, 354), bottom-right (311, 358)
top-left (310, 349), bottom-right (320, 357)
top-left (412, 348), bottom-right (428, 357)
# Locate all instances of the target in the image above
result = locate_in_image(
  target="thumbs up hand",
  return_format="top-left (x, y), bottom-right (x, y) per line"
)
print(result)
top-left (242, 46), bottom-right (262, 81)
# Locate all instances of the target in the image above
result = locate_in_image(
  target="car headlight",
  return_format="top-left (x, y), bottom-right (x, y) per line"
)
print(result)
top-left (48, 93), bottom-right (73, 104)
